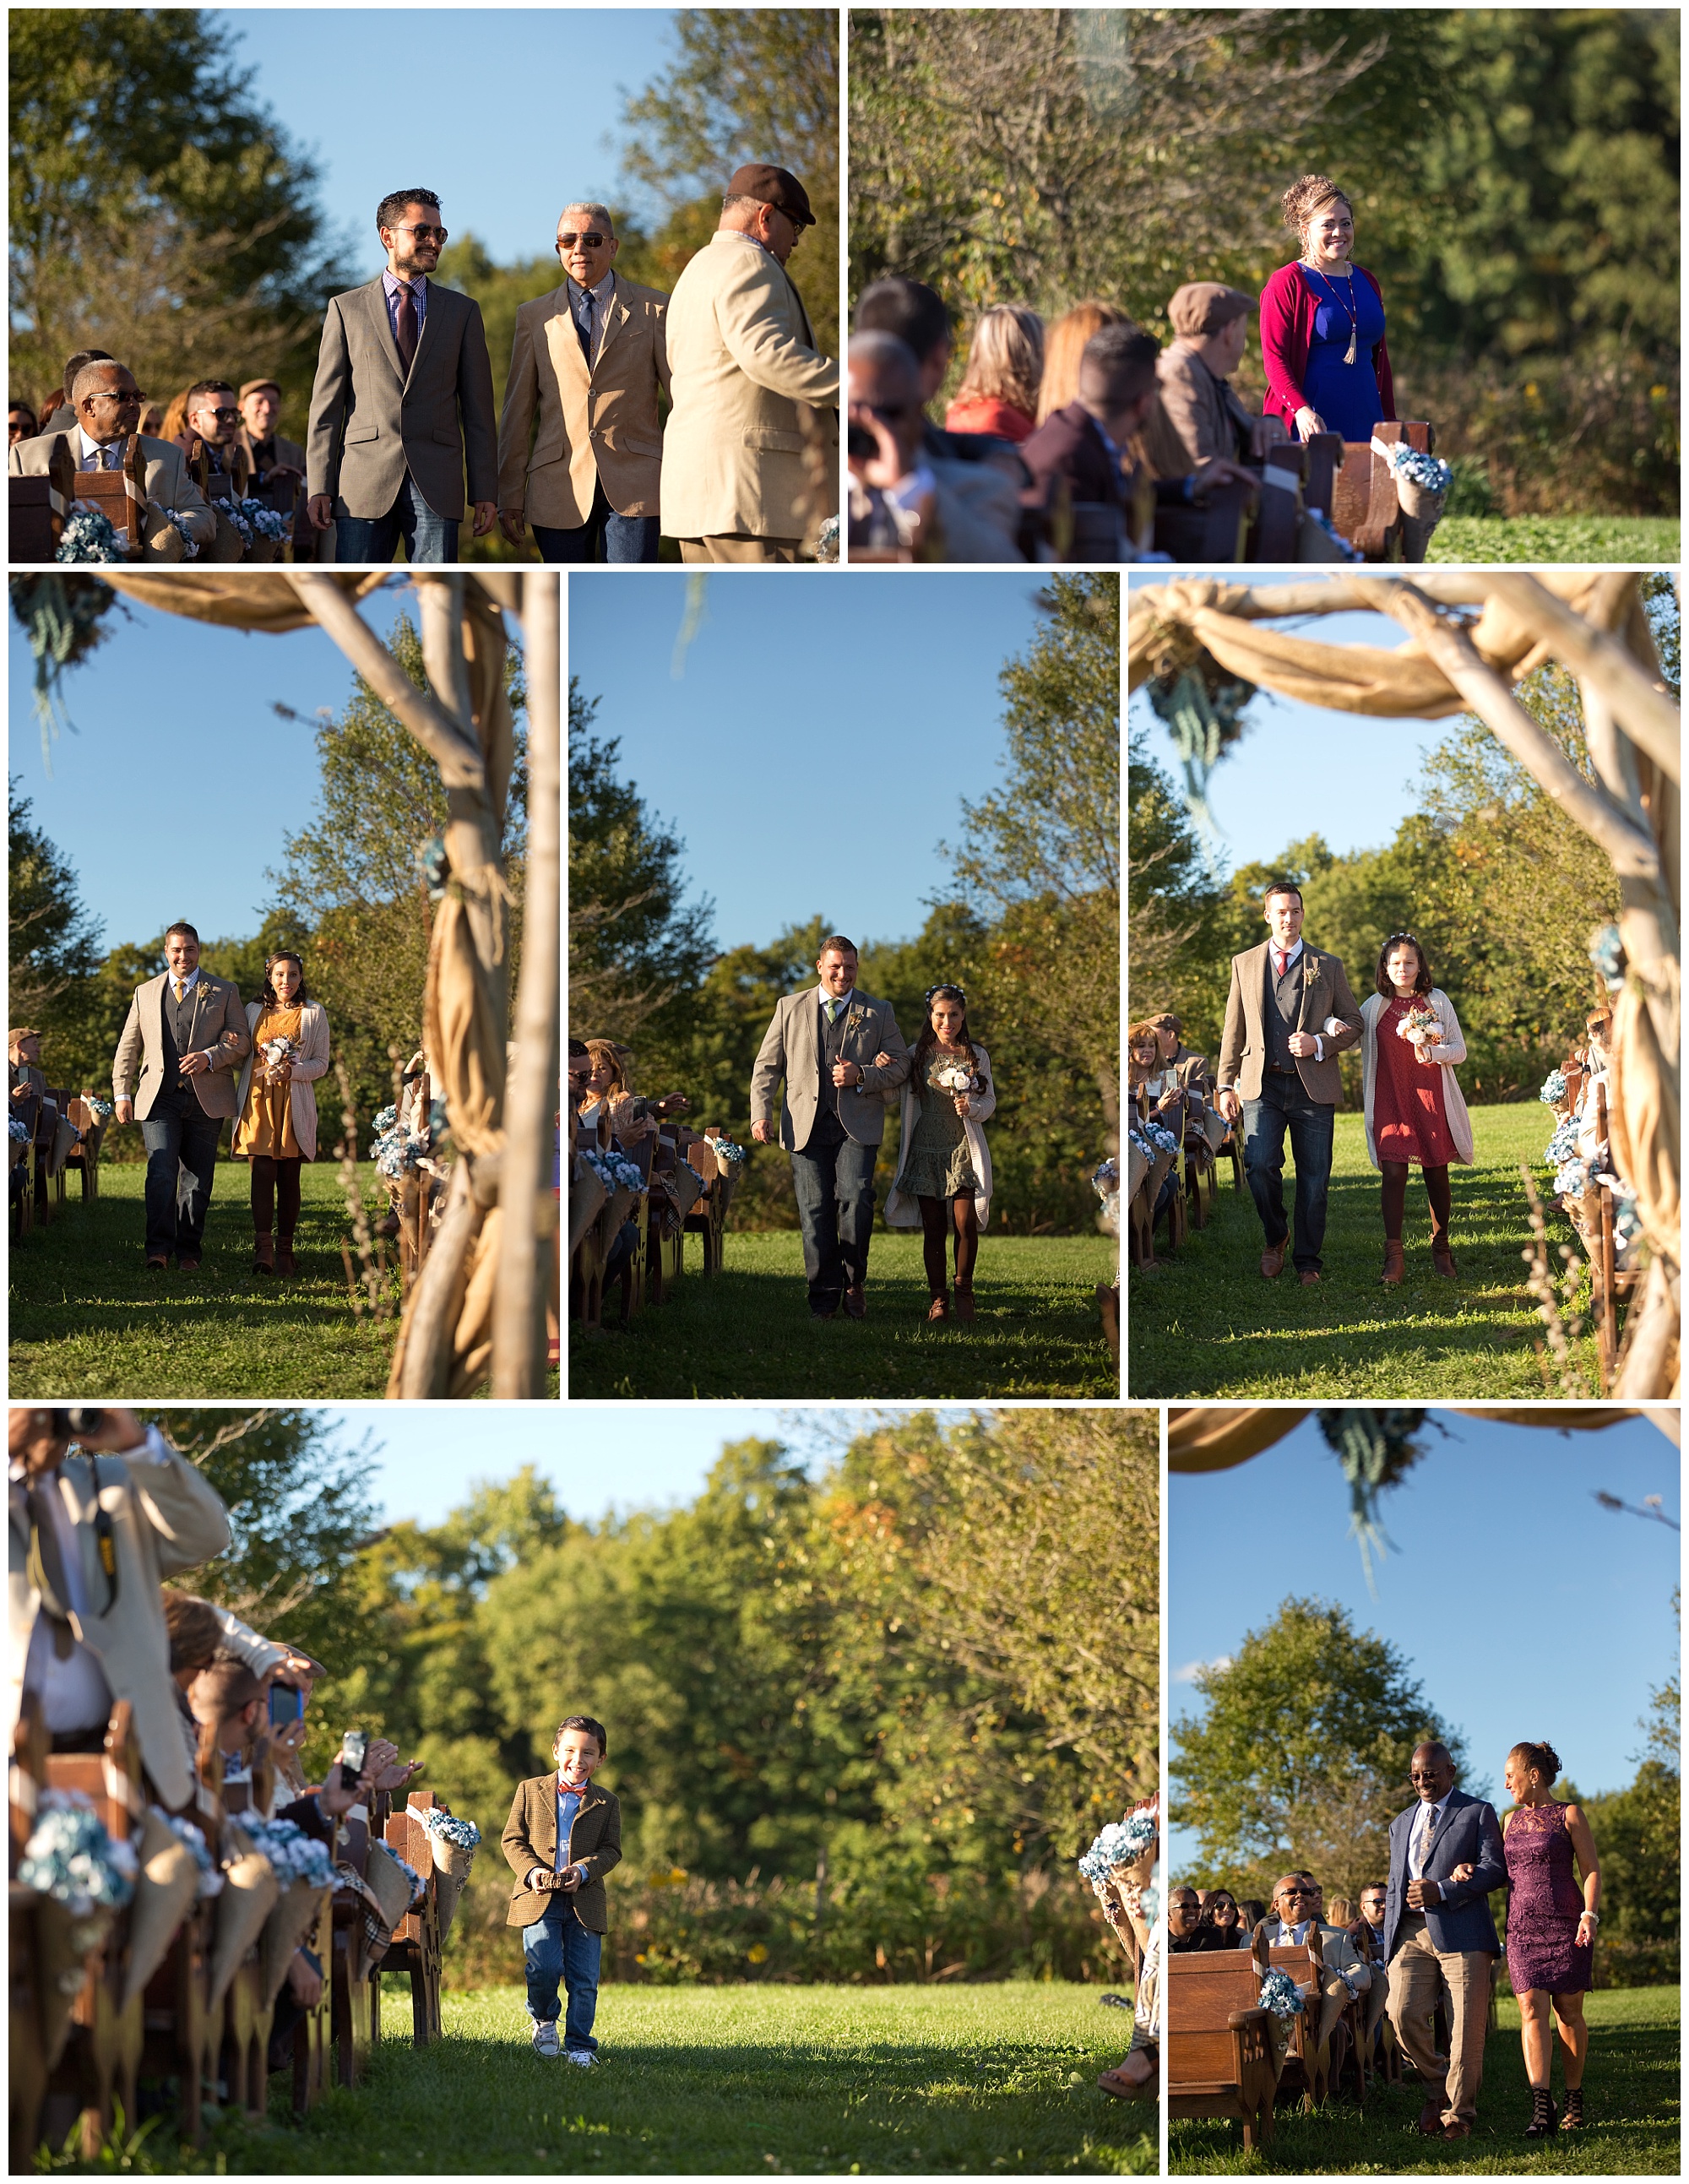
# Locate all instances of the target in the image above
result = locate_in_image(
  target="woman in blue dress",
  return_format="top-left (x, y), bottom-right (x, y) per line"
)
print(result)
top-left (1260, 172), bottom-right (1396, 443)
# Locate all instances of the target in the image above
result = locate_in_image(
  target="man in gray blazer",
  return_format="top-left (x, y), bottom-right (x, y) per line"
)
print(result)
top-left (750, 937), bottom-right (910, 1320)
top-left (307, 187), bottom-right (497, 562)
top-left (112, 921), bottom-right (248, 1270)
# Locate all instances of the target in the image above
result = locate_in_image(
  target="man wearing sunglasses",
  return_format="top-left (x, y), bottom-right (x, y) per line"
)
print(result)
top-left (662, 162), bottom-right (838, 562)
top-left (307, 187), bottom-right (497, 562)
top-left (8, 358), bottom-right (217, 560)
top-left (1256, 1872), bottom-right (1371, 2100)
top-left (171, 381), bottom-right (250, 560)
top-left (497, 204), bottom-right (669, 563)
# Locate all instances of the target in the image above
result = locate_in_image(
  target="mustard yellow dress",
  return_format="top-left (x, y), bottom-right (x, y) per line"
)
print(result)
top-left (233, 1005), bottom-right (304, 1159)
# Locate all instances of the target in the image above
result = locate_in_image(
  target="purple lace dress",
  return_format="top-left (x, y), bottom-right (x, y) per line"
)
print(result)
top-left (1503, 1801), bottom-right (1592, 1995)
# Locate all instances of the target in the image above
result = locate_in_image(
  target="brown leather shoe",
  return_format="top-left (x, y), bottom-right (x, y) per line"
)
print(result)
top-left (953, 1285), bottom-right (975, 1324)
top-left (926, 1296), bottom-right (949, 1323)
top-left (1441, 2121), bottom-right (1471, 2139)
top-left (1260, 1239), bottom-right (1288, 1279)
top-left (177, 1255), bottom-right (200, 1273)
top-left (254, 1234), bottom-right (275, 1276)
top-left (1382, 1241), bottom-right (1405, 1285)
top-left (1432, 1242), bottom-right (1458, 1278)
top-left (277, 1241), bottom-right (296, 1278)
top-left (1416, 2100), bottom-right (1445, 2137)
top-left (1300, 1269), bottom-right (1321, 1285)
top-left (145, 1255), bottom-right (169, 1273)
top-left (842, 1285), bottom-right (866, 1320)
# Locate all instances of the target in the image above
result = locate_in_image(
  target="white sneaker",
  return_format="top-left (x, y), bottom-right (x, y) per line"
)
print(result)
top-left (565, 2049), bottom-right (597, 2068)
top-left (531, 2021), bottom-right (562, 2057)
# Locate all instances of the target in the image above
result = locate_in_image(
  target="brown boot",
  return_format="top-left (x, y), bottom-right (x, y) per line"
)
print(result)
top-left (253, 1233), bottom-right (275, 1276)
top-left (1432, 1240), bottom-right (1458, 1278)
top-left (276, 1239), bottom-right (296, 1278)
top-left (926, 1295), bottom-right (949, 1323)
top-left (953, 1285), bottom-right (975, 1324)
top-left (1382, 1240), bottom-right (1405, 1286)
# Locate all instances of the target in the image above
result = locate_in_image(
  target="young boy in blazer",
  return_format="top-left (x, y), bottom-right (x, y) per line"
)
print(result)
top-left (502, 1714), bottom-right (622, 2062)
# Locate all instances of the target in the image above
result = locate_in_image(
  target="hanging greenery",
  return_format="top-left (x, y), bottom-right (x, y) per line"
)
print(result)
top-left (8, 573), bottom-right (123, 769)
top-left (1316, 1408), bottom-right (1430, 1592)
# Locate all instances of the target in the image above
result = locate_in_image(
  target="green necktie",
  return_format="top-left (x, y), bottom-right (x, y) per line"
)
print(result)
top-left (826, 999), bottom-right (841, 1023)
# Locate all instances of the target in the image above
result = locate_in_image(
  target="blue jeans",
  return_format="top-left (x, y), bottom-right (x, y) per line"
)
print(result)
top-left (522, 1900), bottom-right (601, 2051)
top-left (139, 1095), bottom-right (222, 1260)
top-left (533, 483), bottom-right (659, 563)
top-left (790, 1118), bottom-right (878, 1312)
top-left (1242, 1074), bottom-right (1335, 1274)
top-left (334, 475), bottom-right (459, 563)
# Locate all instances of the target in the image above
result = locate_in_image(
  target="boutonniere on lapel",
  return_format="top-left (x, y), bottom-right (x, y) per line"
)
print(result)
top-left (845, 1007), bottom-right (866, 1035)
top-left (1302, 955), bottom-right (1319, 986)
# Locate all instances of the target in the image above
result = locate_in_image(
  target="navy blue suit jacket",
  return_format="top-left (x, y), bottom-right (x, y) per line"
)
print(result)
top-left (1383, 1785), bottom-right (1505, 1960)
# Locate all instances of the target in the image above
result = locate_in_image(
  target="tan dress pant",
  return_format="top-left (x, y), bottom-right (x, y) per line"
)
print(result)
top-left (1387, 1912), bottom-right (1491, 2124)
top-left (678, 534), bottom-right (801, 563)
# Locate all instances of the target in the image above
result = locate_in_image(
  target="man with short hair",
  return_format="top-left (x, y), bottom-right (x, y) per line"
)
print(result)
top-left (9, 361), bottom-right (216, 558)
top-left (236, 379), bottom-right (307, 489)
top-left (1383, 1741), bottom-right (1506, 2140)
top-left (1215, 879), bottom-right (1362, 1284)
top-left (111, 921), bottom-right (248, 1270)
top-left (749, 937), bottom-right (910, 1320)
top-left (1167, 1886), bottom-right (1234, 1953)
top-left (497, 202), bottom-right (670, 563)
top-left (30, 350), bottom-right (114, 439)
top-left (660, 163), bottom-right (837, 562)
top-left (1350, 1882), bottom-right (1393, 2063)
top-left (846, 329), bottom-right (1021, 560)
top-left (502, 1716), bottom-right (622, 2065)
top-left (307, 187), bottom-right (498, 562)
top-left (1255, 1872), bottom-right (1371, 2097)
top-left (176, 380), bottom-right (241, 476)
top-left (1157, 283), bottom-right (1285, 470)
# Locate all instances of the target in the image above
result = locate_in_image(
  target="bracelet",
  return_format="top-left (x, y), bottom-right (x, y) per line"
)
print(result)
top-left (1582, 1910), bottom-right (1599, 1926)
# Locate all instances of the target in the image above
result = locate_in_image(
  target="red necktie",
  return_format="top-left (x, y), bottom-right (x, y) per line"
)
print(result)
top-left (394, 282), bottom-right (418, 372)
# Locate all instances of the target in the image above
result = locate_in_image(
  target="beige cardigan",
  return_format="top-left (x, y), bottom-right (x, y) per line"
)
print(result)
top-left (232, 999), bottom-right (331, 1162)
top-left (1359, 988), bottom-right (1474, 1168)
top-left (884, 1044), bottom-right (998, 1230)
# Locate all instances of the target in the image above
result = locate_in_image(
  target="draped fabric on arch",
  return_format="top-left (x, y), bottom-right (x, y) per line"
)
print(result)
top-left (1168, 1404), bottom-right (1678, 1471)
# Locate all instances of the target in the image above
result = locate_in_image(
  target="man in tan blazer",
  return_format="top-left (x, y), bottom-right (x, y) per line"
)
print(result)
top-left (307, 187), bottom-right (498, 562)
top-left (8, 1404), bottom-right (232, 1812)
top-left (660, 162), bottom-right (838, 562)
top-left (1157, 283), bottom-right (1285, 471)
top-left (9, 360), bottom-right (216, 559)
top-left (502, 1717), bottom-right (622, 2062)
top-left (1216, 880), bottom-right (1361, 1284)
top-left (112, 921), bottom-right (248, 1270)
top-left (497, 204), bottom-right (669, 563)
top-left (750, 937), bottom-right (910, 1319)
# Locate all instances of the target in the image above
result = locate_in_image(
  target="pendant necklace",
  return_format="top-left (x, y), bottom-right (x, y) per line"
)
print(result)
top-left (1308, 261), bottom-right (1359, 365)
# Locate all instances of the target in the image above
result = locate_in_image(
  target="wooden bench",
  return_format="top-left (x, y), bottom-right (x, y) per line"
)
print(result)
top-left (8, 436), bottom-right (75, 560)
top-left (1318, 421), bottom-right (1439, 562)
top-left (329, 1800), bottom-right (385, 2089)
top-left (380, 1796), bottom-right (444, 2047)
top-left (1166, 1943), bottom-right (1280, 2150)
top-left (1266, 1938), bottom-right (1347, 2110)
top-left (682, 1128), bottom-right (740, 1276)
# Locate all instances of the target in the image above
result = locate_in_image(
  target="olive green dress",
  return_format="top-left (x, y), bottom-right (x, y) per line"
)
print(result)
top-left (900, 1048), bottom-right (979, 1199)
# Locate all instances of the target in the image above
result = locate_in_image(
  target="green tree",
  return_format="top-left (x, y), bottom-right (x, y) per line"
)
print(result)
top-left (1126, 725), bottom-right (1225, 1051)
top-left (10, 12), bottom-right (351, 419)
top-left (8, 779), bottom-right (103, 1067)
top-left (1173, 1595), bottom-right (1469, 1900)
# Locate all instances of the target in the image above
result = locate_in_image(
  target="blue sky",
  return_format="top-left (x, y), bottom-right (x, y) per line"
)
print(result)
top-left (316, 1403), bottom-right (992, 1529)
top-left (212, 8), bottom-right (682, 268)
top-left (568, 572), bottom-right (1051, 950)
top-left (8, 580), bottom-right (487, 948)
top-left (1127, 570), bottom-right (1452, 877)
top-left (1168, 1410), bottom-right (1681, 1877)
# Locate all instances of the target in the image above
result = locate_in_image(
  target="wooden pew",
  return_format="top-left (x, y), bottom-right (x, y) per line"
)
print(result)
top-left (1265, 1937), bottom-right (1344, 2111)
top-left (286, 1892), bottom-right (334, 2114)
top-left (329, 1800), bottom-right (384, 2089)
top-left (1152, 477), bottom-right (1256, 562)
top-left (380, 1797), bottom-right (443, 2048)
top-left (681, 1130), bottom-right (739, 1277)
top-left (610, 1137), bottom-right (654, 1323)
top-left (1166, 1944), bottom-right (1280, 2150)
top-left (1322, 421), bottom-right (1438, 562)
top-left (138, 1790), bottom-right (220, 2149)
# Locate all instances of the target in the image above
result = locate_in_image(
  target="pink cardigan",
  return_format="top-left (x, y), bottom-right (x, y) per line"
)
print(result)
top-left (1257, 260), bottom-right (1394, 433)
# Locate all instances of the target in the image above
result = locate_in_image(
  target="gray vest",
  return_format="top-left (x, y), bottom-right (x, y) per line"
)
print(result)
top-left (817, 993), bottom-right (851, 1121)
top-left (1263, 951), bottom-right (1303, 1072)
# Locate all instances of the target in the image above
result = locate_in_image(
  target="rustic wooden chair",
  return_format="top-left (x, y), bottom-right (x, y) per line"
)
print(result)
top-left (1166, 1943), bottom-right (1280, 2151)
top-left (379, 1797), bottom-right (443, 2048)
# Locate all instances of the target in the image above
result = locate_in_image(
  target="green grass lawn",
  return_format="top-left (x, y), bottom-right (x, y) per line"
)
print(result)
top-left (1129, 1101), bottom-right (1603, 1398)
top-left (8, 1160), bottom-right (560, 1399)
top-left (98, 1982), bottom-right (1155, 2175)
top-left (569, 1231), bottom-right (1118, 1398)
top-left (1171, 1984), bottom-right (1679, 2175)
top-left (1427, 517), bottom-right (1679, 564)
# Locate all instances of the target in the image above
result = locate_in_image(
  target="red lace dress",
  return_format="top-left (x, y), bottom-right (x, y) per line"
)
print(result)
top-left (1372, 995), bottom-right (1456, 1166)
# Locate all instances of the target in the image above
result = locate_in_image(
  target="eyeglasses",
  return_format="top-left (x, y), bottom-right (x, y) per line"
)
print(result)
top-left (392, 223), bottom-right (448, 243)
top-left (557, 232), bottom-right (609, 251)
top-left (84, 387), bottom-right (144, 404)
top-left (1280, 1888), bottom-right (1314, 1900)
top-left (199, 406), bottom-right (239, 423)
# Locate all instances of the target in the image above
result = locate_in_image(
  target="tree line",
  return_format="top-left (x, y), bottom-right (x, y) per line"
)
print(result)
top-left (1129, 576), bottom-right (1679, 1103)
top-left (147, 1406), bottom-right (1158, 1986)
top-left (570, 575), bottom-right (1119, 1234)
top-left (8, 606), bottom-right (527, 1142)
top-left (850, 8), bottom-right (1680, 515)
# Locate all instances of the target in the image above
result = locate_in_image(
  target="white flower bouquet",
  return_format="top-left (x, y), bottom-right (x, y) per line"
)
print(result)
top-left (1539, 1068), bottom-right (1568, 1106)
top-left (260, 1033), bottom-right (301, 1083)
top-left (153, 1806), bottom-right (222, 1899)
top-left (931, 1059), bottom-right (977, 1097)
top-left (225, 497), bottom-right (290, 548)
top-left (240, 1817), bottom-right (336, 1892)
top-left (1396, 998), bottom-right (1443, 1052)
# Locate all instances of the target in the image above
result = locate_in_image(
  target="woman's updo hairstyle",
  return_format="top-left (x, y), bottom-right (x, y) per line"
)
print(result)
top-left (1282, 173), bottom-right (1353, 238)
top-left (1509, 1737), bottom-right (1561, 1786)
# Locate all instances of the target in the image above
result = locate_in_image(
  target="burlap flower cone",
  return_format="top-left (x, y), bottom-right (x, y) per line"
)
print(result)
top-left (32, 1898), bottom-right (111, 2069)
top-left (432, 1836), bottom-right (475, 1882)
top-left (259, 1882), bottom-right (331, 2010)
top-left (432, 1868), bottom-right (464, 1937)
top-left (208, 1848), bottom-right (280, 2012)
top-left (361, 1839), bottom-right (415, 1931)
top-left (120, 1811), bottom-right (199, 2007)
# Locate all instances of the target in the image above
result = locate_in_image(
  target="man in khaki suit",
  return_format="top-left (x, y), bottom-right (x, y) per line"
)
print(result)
top-left (1216, 880), bottom-right (1361, 1284)
top-left (497, 204), bottom-right (669, 563)
top-left (9, 360), bottom-right (216, 559)
top-left (112, 921), bottom-right (248, 1271)
top-left (8, 1404), bottom-right (232, 1811)
top-left (660, 162), bottom-right (838, 562)
top-left (1255, 1873), bottom-right (1371, 2100)
top-left (502, 1716), bottom-right (622, 2063)
top-left (750, 937), bottom-right (910, 1319)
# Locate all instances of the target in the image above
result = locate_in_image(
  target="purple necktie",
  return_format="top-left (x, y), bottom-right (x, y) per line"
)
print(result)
top-left (394, 282), bottom-right (418, 372)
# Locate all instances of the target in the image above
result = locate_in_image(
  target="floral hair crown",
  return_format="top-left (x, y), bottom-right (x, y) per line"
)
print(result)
top-left (925, 983), bottom-right (967, 1003)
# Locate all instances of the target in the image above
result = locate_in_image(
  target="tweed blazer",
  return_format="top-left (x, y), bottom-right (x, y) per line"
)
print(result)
top-left (501, 1774), bottom-right (622, 1935)
top-left (8, 1428), bottom-right (231, 1811)
top-left (497, 274), bottom-right (671, 527)
top-left (749, 986), bottom-right (910, 1152)
top-left (113, 972), bottom-right (250, 1120)
top-left (10, 430), bottom-right (217, 554)
top-left (236, 426), bottom-right (307, 479)
top-left (232, 999), bottom-right (332, 1162)
top-left (660, 231), bottom-right (838, 541)
top-left (307, 277), bottom-right (497, 521)
top-left (1217, 940), bottom-right (1362, 1106)
top-left (1156, 339), bottom-right (1262, 468)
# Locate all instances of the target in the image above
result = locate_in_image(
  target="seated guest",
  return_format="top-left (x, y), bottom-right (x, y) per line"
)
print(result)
top-left (174, 379), bottom-right (243, 483)
top-left (943, 305), bottom-right (1044, 443)
top-left (1203, 1888), bottom-right (1250, 1948)
top-left (1037, 302), bottom-right (1125, 422)
top-left (1348, 1879), bottom-right (1393, 2058)
top-left (1235, 1896), bottom-right (1267, 1933)
top-left (855, 275), bottom-right (955, 430)
top-left (9, 400), bottom-right (36, 447)
top-left (9, 1025), bottom-right (46, 1105)
top-left (847, 331), bottom-right (937, 557)
top-left (1157, 283), bottom-right (1287, 470)
top-left (1169, 1885), bottom-right (1236, 1952)
top-left (9, 361), bottom-right (216, 558)
top-left (1128, 1020), bottom-right (1182, 1127)
top-left (236, 378), bottom-right (307, 492)
top-left (1255, 1872), bottom-right (1369, 2091)
top-left (29, 350), bottom-right (114, 439)
top-left (159, 388), bottom-right (192, 443)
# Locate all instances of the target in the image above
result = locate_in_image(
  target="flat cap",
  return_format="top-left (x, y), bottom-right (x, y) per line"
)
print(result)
top-left (1167, 282), bottom-right (1254, 338)
top-left (726, 162), bottom-right (814, 229)
top-left (239, 378), bottom-right (282, 401)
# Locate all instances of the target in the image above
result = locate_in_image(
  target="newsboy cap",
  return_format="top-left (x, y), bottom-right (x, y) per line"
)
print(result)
top-left (238, 378), bottom-right (282, 401)
top-left (1167, 283), bottom-right (1254, 338)
top-left (726, 162), bottom-right (815, 228)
